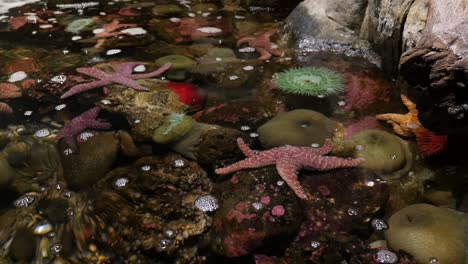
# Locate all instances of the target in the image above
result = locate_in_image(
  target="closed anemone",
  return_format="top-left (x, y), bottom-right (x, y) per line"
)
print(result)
top-left (274, 67), bottom-right (345, 97)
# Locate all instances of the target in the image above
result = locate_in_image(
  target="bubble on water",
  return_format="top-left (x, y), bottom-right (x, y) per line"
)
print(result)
top-left (310, 241), bottom-right (321, 249)
top-left (14, 196), bottom-right (35, 207)
top-left (356, 144), bottom-right (364, 151)
top-left (390, 154), bottom-right (397, 160)
top-left (251, 202), bottom-right (263, 210)
top-left (49, 244), bottom-right (62, 255)
top-left (79, 131), bottom-right (94, 141)
top-left (141, 165), bottom-right (151, 171)
top-left (63, 148), bottom-right (73, 156)
top-left (371, 219), bottom-right (388, 231)
top-left (240, 125), bottom-right (251, 131)
top-left (34, 222), bottom-right (53, 235)
top-left (106, 49), bottom-right (121, 55)
top-left (239, 47), bottom-right (255, 53)
top-left (34, 129), bottom-right (51, 138)
top-left (429, 258), bottom-right (438, 263)
top-left (121, 27), bottom-right (147, 36)
top-left (55, 104), bottom-right (67, 111)
top-left (347, 208), bottom-right (358, 216)
top-left (194, 195), bottom-right (219, 212)
top-left (173, 159), bottom-right (186, 168)
top-left (159, 239), bottom-right (171, 250)
top-left (114, 178), bottom-right (129, 188)
top-left (337, 100), bottom-right (346, 107)
top-left (133, 65), bottom-right (146, 72)
top-left (50, 75), bottom-right (67, 84)
top-left (243, 65), bottom-right (254, 71)
top-left (374, 249), bottom-right (398, 263)
top-left (249, 132), bottom-right (259, 138)
top-left (165, 230), bottom-right (174, 237)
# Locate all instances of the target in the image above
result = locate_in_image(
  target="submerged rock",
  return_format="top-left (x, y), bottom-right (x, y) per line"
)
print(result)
top-left (257, 109), bottom-right (343, 148)
top-left (171, 122), bottom-right (247, 166)
top-left (210, 167), bottom-right (302, 257)
top-left (98, 87), bottom-right (186, 142)
top-left (351, 129), bottom-right (414, 179)
top-left (385, 203), bottom-right (468, 264)
top-left (59, 131), bottom-right (119, 190)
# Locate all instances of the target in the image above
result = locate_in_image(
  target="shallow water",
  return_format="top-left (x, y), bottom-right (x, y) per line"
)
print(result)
top-left (0, 1), bottom-right (467, 264)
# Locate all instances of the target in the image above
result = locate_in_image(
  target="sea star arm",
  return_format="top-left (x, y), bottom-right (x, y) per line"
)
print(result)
top-left (265, 45), bottom-right (284, 58)
top-left (76, 67), bottom-right (111, 80)
top-left (389, 120), bottom-right (413, 137)
top-left (115, 62), bottom-right (146, 75)
top-left (401, 95), bottom-right (418, 116)
top-left (87, 120), bottom-right (112, 130)
top-left (80, 107), bottom-right (102, 120)
top-left (130, 63), bottom-right (172, 79)
top-left (255, 47), bottom-right (273, 60)
top-left (236, 37), bottom-right (256, 46)
top-left (276, 160), bottom-right (308, 200)
top-left (65, 136), bottom-right (78, 151)
top-left (61, 79), bottom-right (111, 99)
top-left (214, 151), bottom-right (276, 174)
top-left (315, 139), bottom-right (333, 155)
top-left (307, 156), bottom-right (363, 171)
top-left (237, 138), bottom-right (255, 157)
top-left (112, 76), bottom-right (149, 91)
top-left (95, 31), bottom-right (125, 39)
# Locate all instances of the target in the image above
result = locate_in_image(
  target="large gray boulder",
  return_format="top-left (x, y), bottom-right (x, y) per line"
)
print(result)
top-left (283, 0), bottom-right (468, 135)
top-left (282, 0), bottom-right (429, 73)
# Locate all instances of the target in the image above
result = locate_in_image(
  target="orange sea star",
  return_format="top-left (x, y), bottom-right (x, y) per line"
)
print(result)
top-left (376, 94), bottom-right (448, 156)
top-left (376, 94), bottom-right (421, 137)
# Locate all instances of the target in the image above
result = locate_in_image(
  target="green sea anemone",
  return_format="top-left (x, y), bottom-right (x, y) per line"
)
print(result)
top-left (274, 67), bottom-right (344, 97)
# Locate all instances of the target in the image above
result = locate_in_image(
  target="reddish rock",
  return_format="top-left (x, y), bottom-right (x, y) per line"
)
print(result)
top-left (210, 167), bottom-right (302, 257)
top-left (4, 58), bottom-right (40, 74)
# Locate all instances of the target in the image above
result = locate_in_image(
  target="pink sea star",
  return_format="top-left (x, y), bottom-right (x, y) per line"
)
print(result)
top-left (94, 19), bottom-right (137, 48)
top-left (56, 107), bottom-right (111, 150)
top-left (60, 62), bottom-right (171, 99)
top-left (166, 18), bottom-right (225, 43)
top-left (215, 138), bottom-right (363, 199)
top-left (236, 29), bottom-right (284, 60)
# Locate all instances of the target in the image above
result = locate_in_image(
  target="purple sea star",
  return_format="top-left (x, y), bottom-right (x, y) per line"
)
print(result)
top-left (215, 138), bottom-right (363, 199)
top-left (60, 62), bottom-right (171, 99)
top-left (56, 107), bottom-right (111, 150)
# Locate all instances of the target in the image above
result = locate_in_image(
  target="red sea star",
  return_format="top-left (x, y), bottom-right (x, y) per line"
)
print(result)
top-left (60, 62), bottom-right (171, 99)
top-left (56, 107), bottom-right (111, 150)
top-left (215, 138), bottom-right (363, 199)
top-left (236, 29), bottom-right (284, 60)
